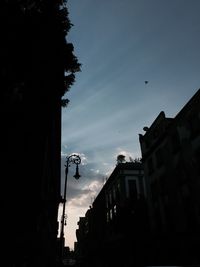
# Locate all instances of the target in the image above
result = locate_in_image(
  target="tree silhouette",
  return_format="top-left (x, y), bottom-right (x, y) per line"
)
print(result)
top-left (0, 0), bottom-right (81, 108)
top-left (117, 154), bottom-right (126, 164)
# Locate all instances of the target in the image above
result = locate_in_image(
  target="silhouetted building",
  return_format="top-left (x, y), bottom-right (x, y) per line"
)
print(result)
top-left (75, 162), bottom-right (149, 267)
top-left (1, 1), bottom-right (80, 267)
top-left (75, 216), bottom-right (88, 264)
top-left (139, 88), bottom-right (200, 266)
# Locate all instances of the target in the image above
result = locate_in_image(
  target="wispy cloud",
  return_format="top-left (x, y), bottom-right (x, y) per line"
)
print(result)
top-left (68, 179), bottom-right (102, 208)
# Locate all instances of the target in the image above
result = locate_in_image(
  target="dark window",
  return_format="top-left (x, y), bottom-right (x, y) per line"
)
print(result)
top-left (113, 187), bottom-right (116, 200)
top-left (106, 212), bottom-right (109, 222)
top-left (110, 209), bottom-right (113, 220)
top-left (105, 194), bottom-right (109, 208)
top-left (109, 191), bottom-right (112, 205)
top-left (116, 181), bottom-right (120, 202)
top-left (113, 205), bottom-right (117, 215)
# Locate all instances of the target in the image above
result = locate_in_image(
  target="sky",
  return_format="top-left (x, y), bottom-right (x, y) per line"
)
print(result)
top-left (57, 0), bottom-right (200, 250)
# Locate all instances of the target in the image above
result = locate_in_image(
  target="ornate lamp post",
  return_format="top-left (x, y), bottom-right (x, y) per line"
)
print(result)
top-left (60, 154), bottom-right (81, 263)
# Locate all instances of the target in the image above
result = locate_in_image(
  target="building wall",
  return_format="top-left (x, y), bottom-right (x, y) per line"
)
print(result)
top-left (139, 88), bottom-right (200, 265)
top-left (1, 3), bottom-right (64, 266)
top-left (75, 162), bottom-right (149, 267)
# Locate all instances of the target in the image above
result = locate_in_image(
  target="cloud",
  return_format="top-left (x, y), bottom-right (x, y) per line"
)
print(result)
top-left (68, 193), bottom-right (91, 208)
top-left (114, 147), bottom-right (137, 161)
top-left (60, 152), bottom-right (106, 201)
top-left (68, 179), bottom-right (102, 208)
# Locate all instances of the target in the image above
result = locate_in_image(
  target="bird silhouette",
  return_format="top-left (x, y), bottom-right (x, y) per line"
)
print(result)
top-left (145, 81), bottom-right (149, 84)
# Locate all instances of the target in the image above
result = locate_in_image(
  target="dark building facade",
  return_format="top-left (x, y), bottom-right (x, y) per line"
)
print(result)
top-left (75, 162), bottom-right (149, 267)
top-left (1, 1), bottom-right (80, 266)
top-left (139, 88), bottom-right (200, 266)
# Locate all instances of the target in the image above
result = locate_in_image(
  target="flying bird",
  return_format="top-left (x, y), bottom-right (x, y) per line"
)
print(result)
top-left (145, 80), bottom-right (149, 84)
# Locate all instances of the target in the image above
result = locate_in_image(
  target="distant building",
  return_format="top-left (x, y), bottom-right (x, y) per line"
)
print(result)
top-left (139, 88), bottom-right (200, 265)
top-left (75, 216), bottom-right (88, 263)
top-left (75, 162), bottom-right (149, 267)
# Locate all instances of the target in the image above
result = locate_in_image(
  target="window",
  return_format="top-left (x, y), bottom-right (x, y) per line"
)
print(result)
top-left (113, 187), bottom-right (116, 200)
top-left (116, 181), bottom-right (120, 200)
top-left (105, 194), bottom-right (109, 208)
top-left (114, 205), bottom-right (117, 215)
top-left (109, 191), bottom-right (112, 205)
top-left (106, 212), bottom-right (109, 222)
top-left (117, 181), bottom-right (120, 191)
top-left (110, 209), bottom-right (113, 220)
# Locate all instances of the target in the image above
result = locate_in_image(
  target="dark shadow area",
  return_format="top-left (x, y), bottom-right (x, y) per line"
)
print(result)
top-left (1, 1), bottom-right (80, 267)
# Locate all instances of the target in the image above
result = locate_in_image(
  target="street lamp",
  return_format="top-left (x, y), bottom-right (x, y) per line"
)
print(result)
top-left (60, 154), bottom-right (81, 262)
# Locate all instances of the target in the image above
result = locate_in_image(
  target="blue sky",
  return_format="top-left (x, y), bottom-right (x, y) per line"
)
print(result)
top-left (58, 0), bottom-right (200, 249)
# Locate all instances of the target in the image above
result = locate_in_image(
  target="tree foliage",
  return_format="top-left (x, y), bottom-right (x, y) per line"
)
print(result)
top-left (117, 154), bottom-right (126, 164)
top-left (116, 154), bottom-right (142, 165)
top-left (0, 0), bottom-right (81, 108)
